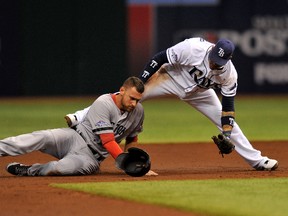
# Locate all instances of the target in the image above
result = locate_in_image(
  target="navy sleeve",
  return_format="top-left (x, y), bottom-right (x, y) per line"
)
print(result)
top-left (138, 50), bottom-right (168, 83)
top-left (222, 96), bottom-right (235, 112)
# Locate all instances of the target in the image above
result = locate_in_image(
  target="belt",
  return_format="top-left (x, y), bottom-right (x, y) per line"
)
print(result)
top-left (88, 145), bottom-right (105, 162)
top-left (73, 127), bottom-right (105, 163)
top-left (87, 144), bottom-right (97, 154)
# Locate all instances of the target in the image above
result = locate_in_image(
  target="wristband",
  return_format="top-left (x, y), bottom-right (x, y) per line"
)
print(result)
top-left (221, 115), bottom-right (235, 127)
top-left (221, 112), bottom-right (235, 138)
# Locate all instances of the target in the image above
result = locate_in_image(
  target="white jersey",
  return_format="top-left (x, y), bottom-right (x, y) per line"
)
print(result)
top-left (76, 93), bottom-right (144, 158)
top-left (165, 37), bottom-right (238, 97)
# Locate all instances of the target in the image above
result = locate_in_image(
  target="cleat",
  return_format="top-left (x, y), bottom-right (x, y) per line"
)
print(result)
top-left (6, 162), bottom-right (31, 176)
top-left (254, 159), bottom-right (278, 171)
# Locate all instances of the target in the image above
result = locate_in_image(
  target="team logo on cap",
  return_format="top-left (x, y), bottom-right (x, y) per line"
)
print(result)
top-left (218, 48), bottom-right (225, 57)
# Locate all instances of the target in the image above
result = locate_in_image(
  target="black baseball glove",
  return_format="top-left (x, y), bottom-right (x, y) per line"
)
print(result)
top-left (212, 134), bottom-right (235, 157)
top-left (115, 147), bottom-right (151, 177)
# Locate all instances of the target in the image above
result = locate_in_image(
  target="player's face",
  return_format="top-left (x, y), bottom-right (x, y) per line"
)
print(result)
top-left (120, 86), bottom-right (142, 112)
top-left (209, 60), bottom-right (224, 70)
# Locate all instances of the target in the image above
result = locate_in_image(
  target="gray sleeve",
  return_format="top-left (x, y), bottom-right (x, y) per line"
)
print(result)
top-left (87, 97), bottom-right (114, 135)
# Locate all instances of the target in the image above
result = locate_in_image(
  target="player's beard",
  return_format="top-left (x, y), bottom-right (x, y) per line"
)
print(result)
top-left (120, 99), bottom-right (135, 113)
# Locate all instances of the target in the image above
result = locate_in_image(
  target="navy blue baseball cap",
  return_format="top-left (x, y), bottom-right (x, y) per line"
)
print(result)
top-left (209, 39), bottom-right (235, 66)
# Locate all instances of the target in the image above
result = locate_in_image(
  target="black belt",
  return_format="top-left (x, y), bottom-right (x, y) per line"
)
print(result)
top-left (74, 127), bottom-right (105, 162)
top-left (88, 145), bottom-right (105, 162)
top-left (87, 145), bottom-right (97, 154)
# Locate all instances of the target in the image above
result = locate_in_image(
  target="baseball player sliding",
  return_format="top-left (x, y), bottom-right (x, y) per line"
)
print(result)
top-left (67, 37), bottom-right (278, 171)
top-left (0, 77), bottom-right (152, 177)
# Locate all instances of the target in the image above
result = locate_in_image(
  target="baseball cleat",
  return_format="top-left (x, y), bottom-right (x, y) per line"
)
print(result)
top-left (254, 159), bottom-right (279, 171)
top-left (6, 162), bottom-right (31, 176)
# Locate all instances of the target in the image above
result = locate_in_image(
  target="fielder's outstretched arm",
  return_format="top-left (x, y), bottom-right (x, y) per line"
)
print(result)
top-left (221, 95), bottom-right (235, 139)
top-left (139, 50), bottom-right (168, 83)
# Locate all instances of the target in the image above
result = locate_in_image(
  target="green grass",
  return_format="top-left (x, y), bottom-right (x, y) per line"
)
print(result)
top-left (233, 96), bottom-right (288, 140)
top-left (52, 178), bottom-right (288, 216)
top-left (140, 96), bottom-right (288, 142)
top-left (140, 98), bottom-right (213, 142)
top-left (0, 97), bottom-right (92, 138)
top-left (0, 95), bottom-right (287, 142)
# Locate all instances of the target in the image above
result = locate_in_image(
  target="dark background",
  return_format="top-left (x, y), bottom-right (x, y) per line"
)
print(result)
top-left (0, 0), bottom-right (127, 96)
top-left (1, 0), bottom-right (288, 96)
top-left (155, 0), bottom-right (288, 93)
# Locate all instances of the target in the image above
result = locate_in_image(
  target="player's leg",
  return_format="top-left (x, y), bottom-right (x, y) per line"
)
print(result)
top-left (5, 128), bottom-right (99, 176)
top-left (182, 89), bottom-right (277, 169)
top-left (28, 150), bottom-right (99, 176)
top-left (7, 151), bottom-right (99, 176)
top-left (0, 129), bottom-right (58, 156)
top-left (141, 70), bottom-right (185, 102)
top-left (28, 128), bottom-right (99, 176)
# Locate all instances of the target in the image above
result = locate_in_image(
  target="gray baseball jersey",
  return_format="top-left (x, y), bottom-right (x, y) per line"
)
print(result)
top-left (76, 93), bottom-right (144, 159)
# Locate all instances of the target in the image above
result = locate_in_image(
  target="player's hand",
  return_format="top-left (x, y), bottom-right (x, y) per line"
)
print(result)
top-left (145, 170), bottom-right (158, 176)
top-left (64, 114), bottom-right (78, 128)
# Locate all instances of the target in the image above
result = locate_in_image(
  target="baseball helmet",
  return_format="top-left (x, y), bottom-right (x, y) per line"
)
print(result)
top-left (115, 147), bottom-right (151, 177)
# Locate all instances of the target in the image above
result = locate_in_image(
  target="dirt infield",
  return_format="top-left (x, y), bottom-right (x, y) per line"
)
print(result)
top-left (0, 141), bottom-right (287, 216)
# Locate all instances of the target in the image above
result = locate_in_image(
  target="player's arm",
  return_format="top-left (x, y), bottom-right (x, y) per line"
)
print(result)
top-left (220, 65), bottom-right (238, 139)
top-left (65, 106), bottom-right (90, 127)
top-left (221, 96), bottom-right (235, 138)
top-left (99, 133), bottom-right (123, 159)
top-left (139, 50), bottom-right (169, 83)
top-left (86, 97), bottom-right (123, 159)
top-left (124, 136), bottom-right (138, 151)
top-left (100, 133), bottom-right (158, 176)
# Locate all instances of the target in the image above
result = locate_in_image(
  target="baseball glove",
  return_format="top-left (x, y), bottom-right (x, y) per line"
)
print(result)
top-left (115, 147), bottom-right (151, 177)
top-left (211, 134), bottom-right (235, 157)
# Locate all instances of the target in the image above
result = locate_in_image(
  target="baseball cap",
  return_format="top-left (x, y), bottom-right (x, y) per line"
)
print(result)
top-left (208, 39), bottom-right (235, 66)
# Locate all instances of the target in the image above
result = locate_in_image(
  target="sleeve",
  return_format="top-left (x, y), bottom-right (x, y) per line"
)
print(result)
top-left (166, 38), bottom-right (208, 66)
top-left (139, 50), bottom-right (168, 83)
top-left (222, 96), bottom-right (235, 112)
top-left (87, 96), bottom-right (124, 159)
top-left (87, 97), bottom-right (114, 135)
top-left (220, 63), bottom-right (238, 97)
top-left (100, 133), bottom-right (123, 159)
top-left (221, 78), bottom-right (236, 138)
top-left (219, 63), bottom-right (238, 138)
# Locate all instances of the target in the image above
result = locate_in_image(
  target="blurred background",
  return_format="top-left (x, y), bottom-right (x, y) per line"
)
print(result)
top-left (0, 0), bottom-right (288, 96)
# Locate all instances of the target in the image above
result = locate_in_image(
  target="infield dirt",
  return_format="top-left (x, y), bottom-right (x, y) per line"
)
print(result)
top-left (0, 141), bottom-right (287, 216)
